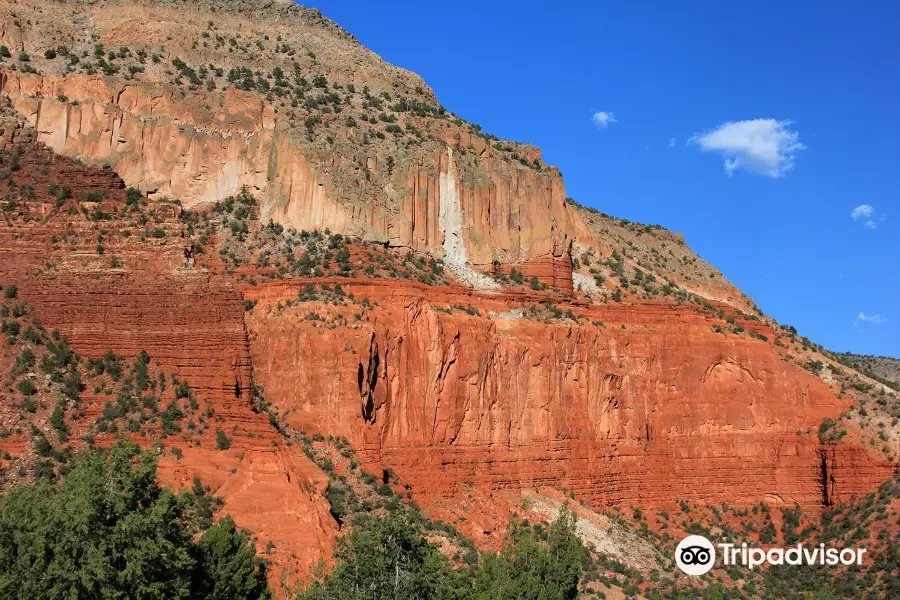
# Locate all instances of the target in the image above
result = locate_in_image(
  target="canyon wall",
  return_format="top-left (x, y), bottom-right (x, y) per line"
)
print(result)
top-left (0, 140), bottom-right (337, 586)
top-left (0, 3), bottom-right (895, 593)
top-left (0, 83), bottom-right (894, 586)
top-left (1, 71), bottom-right (578, 268)
top-left (245, 279), bottom-right (895, 527)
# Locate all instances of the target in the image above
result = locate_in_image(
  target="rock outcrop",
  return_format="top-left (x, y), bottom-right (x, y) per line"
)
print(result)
top-left (244, 277), bottom-right (895, 542)
top-left (0, 70), bottom-right (577, 270)
top-left (0, 138), bottom-right (337, 588)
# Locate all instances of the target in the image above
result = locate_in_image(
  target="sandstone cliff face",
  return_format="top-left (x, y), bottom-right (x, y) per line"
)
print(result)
top-left (1, 71), bottom-right (576, 270)
top-left (0, 0), bottom-right (747, 304)
top-left (244, 278), bottom-right (894, 535)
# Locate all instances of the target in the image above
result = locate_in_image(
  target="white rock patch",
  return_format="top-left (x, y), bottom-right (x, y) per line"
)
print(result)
top-left (439, 147), bottom-right (500, 290)
top-left (573, 272), bottom-right (601, 294)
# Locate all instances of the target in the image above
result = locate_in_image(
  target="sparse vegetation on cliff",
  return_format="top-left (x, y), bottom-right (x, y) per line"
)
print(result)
top-left (0, 282), bottom-right (233, 485)
top-left (1, 6), bottom-right (898, 600)
top-left (184, 186), bottom-right (449, 285)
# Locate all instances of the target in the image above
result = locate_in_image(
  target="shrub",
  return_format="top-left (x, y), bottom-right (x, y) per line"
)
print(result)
top-left (174, 381), bottom-right (191, 399)
top-left (215, 428), bottom-right (231, 450)
top-left (33, 435), bottom-right (53, 457)
top-left (133, 349), bottom-right (150, 391)
top-left (125, 187), bottom-right (141, 206)
top-left (56, 185), bottom-right (72, 202)
top-left (300, 506), bottom-right (584, 600)
top-left (50, 403), bottom-right (69, 440)
top-left (16, 379), bottom-right (37, 397)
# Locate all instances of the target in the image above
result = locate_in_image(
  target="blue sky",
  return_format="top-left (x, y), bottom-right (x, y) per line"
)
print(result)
top-left (305, 1), bottom-right (898, 357)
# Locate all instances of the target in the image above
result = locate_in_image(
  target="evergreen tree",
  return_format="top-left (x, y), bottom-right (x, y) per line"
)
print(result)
top-left (300, 511), bottom-right (468, 600)
top-left (473, 506), bottom-right (583, 600)
top-left (299, 506), bottom-right (585, 600)
top-left (0, 441), bottom-right (270, 600)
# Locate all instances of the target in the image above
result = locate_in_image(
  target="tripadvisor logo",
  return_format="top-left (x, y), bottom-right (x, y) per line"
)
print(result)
top-left (675, 535), bottom-right (716, 575)
top-left (675, 535), bottom-right (867, 576)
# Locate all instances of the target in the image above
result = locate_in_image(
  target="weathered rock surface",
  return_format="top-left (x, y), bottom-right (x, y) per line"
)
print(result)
top-left (244, 277), bottom-right (895, 543)
top-left (0, 139), bottom-right (336, 588)
top-left (1, 69), bottom-right (577, 270)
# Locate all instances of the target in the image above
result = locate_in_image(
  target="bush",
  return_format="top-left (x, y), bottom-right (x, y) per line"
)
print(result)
top-left (33, 435), bottom-right (52, 457)
top-left (3, 284), bottom-right (17, 299)
top-left (16, 378), bottom-right (37, 397)
top-left (56, 184), bottom-right (72, 202)
top-left (301, 506), bottom-right (585, 600)
top-left (133, 349), bottom-right (150, 391)
top-left (299, 511), bottom-right (465, 600)
top-left (0, 46), bottom-right (10, 58)
top-left (125, 187), bottom-right (141, 206)
top-left (44, 48), bottom-right (57, 59)
top-left (174, 381), bottom-right (191, 399)
top-left (215, 428), bottom-right (231, 451)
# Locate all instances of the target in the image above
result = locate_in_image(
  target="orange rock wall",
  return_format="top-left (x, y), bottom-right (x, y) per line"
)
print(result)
top-left (245, 278), bottom-right (894, 516)
top-left (490, 254), bottom-right (575, 293)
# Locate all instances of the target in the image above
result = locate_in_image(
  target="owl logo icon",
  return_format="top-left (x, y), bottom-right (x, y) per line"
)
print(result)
top-left (675, 535), bottom-right (716, 575)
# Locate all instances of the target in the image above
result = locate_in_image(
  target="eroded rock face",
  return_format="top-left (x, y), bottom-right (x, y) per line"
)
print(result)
top-left (0, 1), bottom-right (896, 587)
top-left (1, 71), bottom-right (577, 269)
top-left (244, 279), bottom-right (895, 531)
top-left (0, 111), bottom-right (895, 589)
top-left (0, 139), bottom-right (337, 588)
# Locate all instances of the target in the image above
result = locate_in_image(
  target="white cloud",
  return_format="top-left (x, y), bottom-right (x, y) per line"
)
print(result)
top-left (851, 205), bottom-right (879, 229)
top-left (669, 137), bottom-right (676, 148)
top-left (851, 204), bottom-right (873, 220)
top-left (592, 111), bottom-right (616, 129)
top-left (857, 312), bottom-right (887, 324)
top-left (691, 118), bottom-right (805, 177)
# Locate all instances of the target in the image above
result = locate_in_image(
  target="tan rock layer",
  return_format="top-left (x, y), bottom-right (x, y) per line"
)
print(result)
top-left (1, 71), bottom-right (580, 266)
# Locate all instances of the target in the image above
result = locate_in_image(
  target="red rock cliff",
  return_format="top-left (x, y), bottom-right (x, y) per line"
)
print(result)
top-left (0, 139), bottom-right (337, 589)
top-left (243, 278), bottom-right (894, 539)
